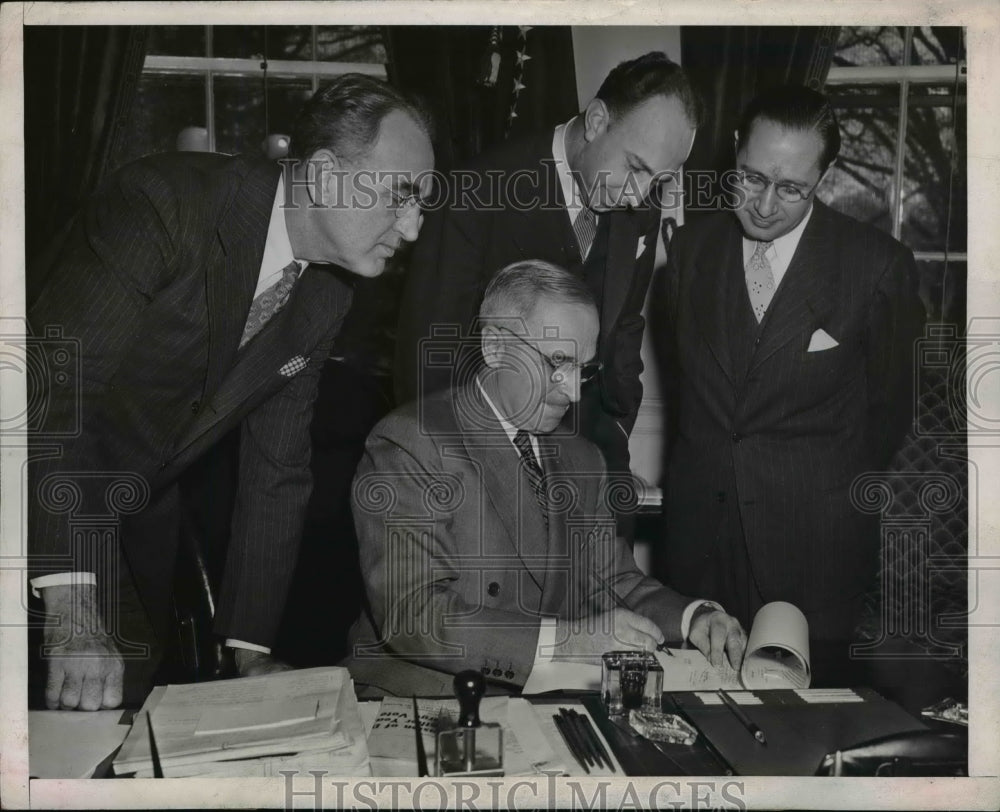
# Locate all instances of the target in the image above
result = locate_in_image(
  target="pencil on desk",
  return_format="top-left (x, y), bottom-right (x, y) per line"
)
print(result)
top-left (717, 690), bottom-right (767, 746)
top-left (553, 713), bottom-right (590, 773)
top-left (569, 709), bottom-right (616, 773)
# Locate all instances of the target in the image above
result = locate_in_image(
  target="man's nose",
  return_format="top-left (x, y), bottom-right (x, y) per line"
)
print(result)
top-left (754, 184), bottom-right (779, 217)
top-left (393, 208), bottom-right (423, 242)
top-left (553, 368), bottom-right (583, 402)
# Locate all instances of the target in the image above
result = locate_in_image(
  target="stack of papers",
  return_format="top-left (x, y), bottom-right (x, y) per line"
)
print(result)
top-left (113, 667), bottom-right (370, 777)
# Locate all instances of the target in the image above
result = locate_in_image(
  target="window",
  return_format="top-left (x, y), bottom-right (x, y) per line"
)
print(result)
top-left (821, 26), bottom-right (967, 328)
top-left (122, 25), bottom-right (386, 163)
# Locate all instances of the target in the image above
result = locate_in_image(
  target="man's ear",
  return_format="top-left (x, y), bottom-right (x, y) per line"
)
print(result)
top-left (582, 98), bottom-right (611, 143)
top-left (481, 325), bottom-right (505, 369)
top-left (308, 148), bottom-right (341, 207)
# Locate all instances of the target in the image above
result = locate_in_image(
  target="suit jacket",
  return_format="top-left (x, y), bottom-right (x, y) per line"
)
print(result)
top-left (661, 201), bottom-right (925, 618)
top-left (344, 383), bottom-right (690, 697)
top-left (27, 152), bottom-right (354, 646)
top-left (393, 130), bottom-right (661, 474)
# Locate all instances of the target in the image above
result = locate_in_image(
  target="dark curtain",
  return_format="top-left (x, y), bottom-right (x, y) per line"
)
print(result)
top-left (384, 25), bottom-right (579, 170)
top-left (680, 26), bottom-right (840, 214)
top-left (24, 26), bottom-right (148, 278)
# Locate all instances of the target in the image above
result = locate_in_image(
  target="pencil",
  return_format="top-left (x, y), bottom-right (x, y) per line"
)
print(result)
top-left (553, 713), bottom-right (591, 773)
top-left (569, 709), bottom-right (616, 773)
top-left (717, 690), bottom-right (767, 746)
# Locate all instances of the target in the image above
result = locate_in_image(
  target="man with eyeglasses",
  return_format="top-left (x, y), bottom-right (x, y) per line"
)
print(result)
top-left (345, 260), bottom-right (745, 696)
top-left (27, 74), bottom-right (434, 709)
top-left (394, 52), bottom-right (702, 539)
top-left (659, 85), bottom-right (924, 673)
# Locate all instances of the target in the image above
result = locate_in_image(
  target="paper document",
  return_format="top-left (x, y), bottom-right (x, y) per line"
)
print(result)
top-left (29, 710), bottom-right (129, 778)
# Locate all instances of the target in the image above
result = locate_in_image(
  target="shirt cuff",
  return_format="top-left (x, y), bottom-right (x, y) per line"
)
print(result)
top-left (225, 638), bottom-right (271, 655)
top-left (528, 616), bottom-right (558, 672)
top-left (30, 572), bottom-right (96, 599)
top-left (681, 600), bottom-right (724, 641)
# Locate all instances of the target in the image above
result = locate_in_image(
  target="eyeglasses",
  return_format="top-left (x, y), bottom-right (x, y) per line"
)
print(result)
top-left (377, 177), bottom-right (425, 218)
top-left (501, 328), bottom-right (603, 383)
top-left (735, 170), bottom-right (821, 203)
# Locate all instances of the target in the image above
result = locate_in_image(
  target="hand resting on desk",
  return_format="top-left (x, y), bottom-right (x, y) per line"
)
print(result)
top-left (40, 584), bottom-right (124, 711)
top-left (689, 608), bottom-right (746, 671)
top-left (233, 647), bottom-right (294, 677)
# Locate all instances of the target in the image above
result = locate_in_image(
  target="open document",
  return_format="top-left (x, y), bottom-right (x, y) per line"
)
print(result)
top-left (523, 601), bottom-right (811, 694)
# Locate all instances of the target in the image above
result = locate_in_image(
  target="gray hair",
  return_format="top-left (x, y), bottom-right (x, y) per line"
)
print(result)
top-left (478, 260), bottom-right (596, 329)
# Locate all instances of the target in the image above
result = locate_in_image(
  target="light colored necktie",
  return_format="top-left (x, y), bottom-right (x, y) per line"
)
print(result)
top-left (513, 430), bottom-right (549, 524)
top-left (745, 241), bottom-right (776, 322)
top-left (573, 206), bottom-right (598, 258)
top-left (239, 260), bottom-right (302, 348)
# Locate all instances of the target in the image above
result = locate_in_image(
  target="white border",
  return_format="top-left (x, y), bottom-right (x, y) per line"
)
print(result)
top-left (2, 2), bottom-right (998, 809)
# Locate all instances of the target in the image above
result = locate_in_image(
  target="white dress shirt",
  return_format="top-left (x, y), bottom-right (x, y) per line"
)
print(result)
top-left (552, 116), bottom-right (596, 260)
top-left (741, 203), bottom-right (815, 289)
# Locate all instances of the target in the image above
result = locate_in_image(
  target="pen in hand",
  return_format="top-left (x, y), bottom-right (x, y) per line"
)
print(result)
top-left (717, 689), bottom-right (767, 746)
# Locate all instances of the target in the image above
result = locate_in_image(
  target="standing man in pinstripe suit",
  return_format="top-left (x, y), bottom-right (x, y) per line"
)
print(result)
top-left (661, 86), bottom-right (924, 665)
top-left (27, 75), bottom-right (434, 709)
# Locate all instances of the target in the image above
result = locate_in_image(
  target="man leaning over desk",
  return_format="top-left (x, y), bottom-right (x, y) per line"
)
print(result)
top-left (345, 261), bottom-right (746, 697)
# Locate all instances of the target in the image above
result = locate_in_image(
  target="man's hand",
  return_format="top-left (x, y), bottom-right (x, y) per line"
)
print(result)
top-left (41, 584), bottom-right (124, 711)
top-left (233, 647), bottom-right (294, 677)
top-left (689, 607), bottom-right (746, 670)
top-left (553, 608), bottom-right (664, 659)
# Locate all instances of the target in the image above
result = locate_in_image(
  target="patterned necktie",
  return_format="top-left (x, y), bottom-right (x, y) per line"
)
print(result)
top-left (745, 240), bottom-right (776, 323)
top-left (573, 206), bottom-right (598, 259)
top-left (513, 430), bottom-right (549, 522)
top-left (240, 260), bottom-right (302, 348)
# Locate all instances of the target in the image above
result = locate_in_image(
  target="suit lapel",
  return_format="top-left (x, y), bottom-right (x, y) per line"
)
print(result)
top-left (690, 218), bottom-right (741, 385)
top-left (174, 266), bottom-right (352, 457)
top-left (508, 153), bottom-right (580, 266)
top-left (454, 386), bottom-right (547, 597)
top-left (206, 161), bottom-right (281, 401)
top-left (749, 203), bottom-right (838, 371)
top-left (600, 209), bottom-right (644, 344)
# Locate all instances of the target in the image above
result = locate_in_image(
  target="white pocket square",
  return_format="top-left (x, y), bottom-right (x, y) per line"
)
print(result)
top-left (636, 237), bottom-right (648, 259)
top-left (278, 356), bottom-right (308, 377)
top-left (807, 328), bottom-right (839, 352)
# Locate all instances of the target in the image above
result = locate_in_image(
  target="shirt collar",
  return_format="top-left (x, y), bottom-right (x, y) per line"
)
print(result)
top-left (552, 116), bottom-right (586, 224)
top-left (259, 177), bottom-right (305, 285)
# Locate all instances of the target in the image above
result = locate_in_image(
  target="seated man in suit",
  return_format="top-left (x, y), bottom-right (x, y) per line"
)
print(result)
top-left (660, 85), bottom-right (925, 670)
top-left (394, 51), bottom-right (703, 537)
top-left (346, 260), bottom-right (745, 696)
top-left (28, 74), bottom-right (435, 709)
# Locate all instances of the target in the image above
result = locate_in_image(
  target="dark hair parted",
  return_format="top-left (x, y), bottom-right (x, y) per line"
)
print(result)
top-left (289, 73), bottom-right (434, 163)
top-left (595, 51), bottom-right (703, 127)
top-left (736, 84), bottom-right (841, 172)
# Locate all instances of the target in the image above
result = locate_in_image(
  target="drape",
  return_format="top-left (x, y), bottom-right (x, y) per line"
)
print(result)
top-left (24, 25), bottom-right (148, 294)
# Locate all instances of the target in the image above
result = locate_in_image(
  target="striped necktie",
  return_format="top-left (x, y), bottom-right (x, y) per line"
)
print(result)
top-left (240, 260), bottom-right (302, 348)
top-left (744, 240), bottom-right (776, 322)
top-left (573, 206), bottom-right (598, 259)
top-left (513, 430), bottom-right (549, 523)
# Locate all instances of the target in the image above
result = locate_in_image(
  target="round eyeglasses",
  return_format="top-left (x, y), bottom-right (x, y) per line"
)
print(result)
top-left (501, 328), bottom-right (603, 383)
top-left (735, 170), bottom-right (821, 203)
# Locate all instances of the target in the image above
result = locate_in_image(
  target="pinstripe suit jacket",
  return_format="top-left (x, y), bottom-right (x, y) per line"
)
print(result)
top-left (661, 201), bottom-right (924, 618)
top-left (27, 152), bottom-right (354, 646)
top-left (343, 383), bottom-right (691, 697)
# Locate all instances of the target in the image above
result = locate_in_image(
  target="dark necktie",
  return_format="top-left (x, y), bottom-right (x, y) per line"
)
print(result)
top-left (744, 241), bottom-right (776, 323)
top-left (573, 206), bottom-right (598, 259)
top-left (240, 260), bottom-right (302, 348)
top-left (513, 430), bottom-right (549, 522)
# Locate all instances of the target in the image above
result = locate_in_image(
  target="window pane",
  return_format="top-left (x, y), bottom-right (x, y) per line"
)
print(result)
top-left (119, 73), bottom-right (206, 165)
top-left (213, 26), bottom-right (313, 60)
top-left (818, 85), bottom-right (899, 234)
top-left (214, 76), bottom-right (312, 157)
top-left (910, 26), bottom-right (965, 66)
top-left (916, 260), bottom-right (966, 328)
top-left (146, 25), bottom-right (205, 57)
top-left (901, 86), bottom-right (967, 252)
top-left (834, 26), bottom-right (906, 67)
top-left (315, 26), bottom-right (386, 63)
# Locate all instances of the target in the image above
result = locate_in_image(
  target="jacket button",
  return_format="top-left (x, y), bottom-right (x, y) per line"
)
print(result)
top-left (190, 400), bottom-right (200, 414)
top-left (716, 491), bottom-right (726, 503)
top-left (487, 582), bottom-right (501, 597)
top-left (731, 433), bottom-right (742, 443)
